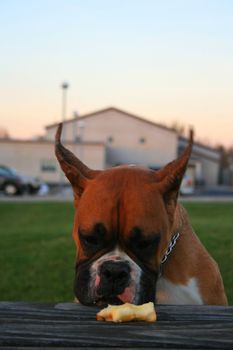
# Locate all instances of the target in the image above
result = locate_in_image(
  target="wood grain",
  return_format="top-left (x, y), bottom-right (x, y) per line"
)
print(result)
top-left (0, 302), bottom-right (232, 349)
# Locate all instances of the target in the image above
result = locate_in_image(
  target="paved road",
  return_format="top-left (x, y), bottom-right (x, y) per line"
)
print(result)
top-left (1, 193), bottom-right (233, 202)
top-left (0, 194), bottom-right (73, 202)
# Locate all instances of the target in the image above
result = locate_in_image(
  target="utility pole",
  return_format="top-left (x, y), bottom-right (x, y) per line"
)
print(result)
top-left (59, 82), bottom-right (69, 194)
top-left (61, 82), bottom-right (69, 142)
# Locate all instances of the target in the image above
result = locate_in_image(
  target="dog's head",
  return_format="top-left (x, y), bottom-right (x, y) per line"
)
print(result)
top-left (55, 125), bottom-right (193, 306)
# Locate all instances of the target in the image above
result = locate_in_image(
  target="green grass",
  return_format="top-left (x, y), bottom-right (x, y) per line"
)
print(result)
top-left (0, 201), bottom-right (232, 304)
top-left (182, 202), bottom-right (233, 305)
top-left (0, 202), bottom-right (75, 303)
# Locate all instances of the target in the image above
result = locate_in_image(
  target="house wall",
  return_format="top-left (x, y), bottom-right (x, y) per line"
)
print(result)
top-left (201, 158), bottom-right (220, 187)
top-left (0, 140), bottom-right (105, 184)
top-left (1, 108), bottom-right (221, 189)
top-left (46, 109), bottom-right (178, 168)
top-left (179, 138), bottom-right (220, 187)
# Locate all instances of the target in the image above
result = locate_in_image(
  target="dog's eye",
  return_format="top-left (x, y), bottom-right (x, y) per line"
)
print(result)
top-left (80, 233), bottom-right (99, 247)
top-left (135, 236), bottom-right (160, 251)
top-left (139, 239), bottom-right (152, 249)
top-left (79, 223), bottom-right (107, 251)
top-left (128, 227), bottom-right (160, 256)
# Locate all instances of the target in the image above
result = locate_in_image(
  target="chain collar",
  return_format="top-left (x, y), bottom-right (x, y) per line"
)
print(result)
top-left (159, 232), bottom-right (180, 276)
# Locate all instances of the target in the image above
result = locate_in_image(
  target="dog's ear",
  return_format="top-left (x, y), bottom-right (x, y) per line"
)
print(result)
top-left (55, 123), bottom-right (100, 198)
top-left (156, 129), bottom-right (193, 216)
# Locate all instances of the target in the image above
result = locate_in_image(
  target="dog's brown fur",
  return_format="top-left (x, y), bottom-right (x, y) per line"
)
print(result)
top-left (55, 124), bottom-right (228, 305)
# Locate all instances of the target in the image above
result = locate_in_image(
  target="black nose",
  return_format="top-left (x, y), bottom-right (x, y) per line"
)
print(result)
top-left (101, 261), bottom-right (130, 282)
top-left (98, 261), bottom-right (130, 297)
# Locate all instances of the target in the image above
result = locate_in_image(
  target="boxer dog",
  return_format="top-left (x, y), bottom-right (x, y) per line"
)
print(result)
top-left (55, 124), bottom-right (227, 306)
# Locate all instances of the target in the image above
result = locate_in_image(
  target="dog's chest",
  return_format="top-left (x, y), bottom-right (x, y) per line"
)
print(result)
top-left (156, 277), bottom-right (203, 305)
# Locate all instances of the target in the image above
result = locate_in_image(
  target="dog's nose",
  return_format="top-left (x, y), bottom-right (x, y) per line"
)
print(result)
top-left (100, 261), bottom-right (130, 285)
top-left (96, 261), bottom-right (131, 304)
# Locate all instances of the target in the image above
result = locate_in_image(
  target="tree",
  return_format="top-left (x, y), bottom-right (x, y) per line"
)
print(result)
top-left (0, 127), bottom-right (10, 139)
top-left (169, 121), bottom-right (185, 136)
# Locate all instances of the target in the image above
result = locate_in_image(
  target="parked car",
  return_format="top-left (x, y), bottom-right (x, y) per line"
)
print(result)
top-left (0, 167), bottom-right (26, 195)
top-left (0, 165), bottom-right (41, 195)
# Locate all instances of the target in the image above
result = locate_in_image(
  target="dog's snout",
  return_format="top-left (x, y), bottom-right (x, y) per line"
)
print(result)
top-left (100, 261), bottom-right (130, 284)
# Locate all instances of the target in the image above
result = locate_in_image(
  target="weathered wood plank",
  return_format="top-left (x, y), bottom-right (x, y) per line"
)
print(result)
top-left (0, 302), bottom-right (232, 349)
top-left (0, 348), bottom-right (187, 350)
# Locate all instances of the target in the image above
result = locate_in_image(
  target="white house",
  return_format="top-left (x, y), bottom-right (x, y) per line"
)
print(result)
top-left (45, 107), bottom-right (178, 169)
top-left (0, 107), bottom-right (220, 187)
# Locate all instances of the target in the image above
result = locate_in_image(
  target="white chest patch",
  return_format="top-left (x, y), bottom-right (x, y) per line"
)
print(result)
top-left (156, 277), bottom-right (203, 305)
top-left (89, 246), bottom-right (142, 304)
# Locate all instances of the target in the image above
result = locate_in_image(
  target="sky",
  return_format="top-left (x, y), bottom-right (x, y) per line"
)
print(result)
top-left (0, 0), bottom-right (233, 147)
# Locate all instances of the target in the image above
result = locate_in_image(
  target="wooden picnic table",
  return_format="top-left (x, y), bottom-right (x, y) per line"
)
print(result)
top-left (0, 301), bottom-right (232, 349)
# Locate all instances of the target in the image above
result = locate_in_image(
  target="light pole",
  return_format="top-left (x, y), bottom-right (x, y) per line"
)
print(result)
top-left (59, 81), bottom-right (69, 194)
top-left (61, 82), bottom-right (69, 142)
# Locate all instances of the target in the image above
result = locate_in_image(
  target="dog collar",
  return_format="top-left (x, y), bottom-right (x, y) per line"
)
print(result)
top-left (159, 232), bottom-right (180, 276)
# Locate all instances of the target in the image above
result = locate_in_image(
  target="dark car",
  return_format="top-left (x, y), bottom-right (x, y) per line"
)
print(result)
top-left (0, 166), bottom-right (41, 195)
top-left (0, 167), bottom-right (26, 195)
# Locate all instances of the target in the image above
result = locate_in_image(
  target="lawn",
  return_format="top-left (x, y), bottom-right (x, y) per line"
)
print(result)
top-left (0, 201), bottom-right (232, 304)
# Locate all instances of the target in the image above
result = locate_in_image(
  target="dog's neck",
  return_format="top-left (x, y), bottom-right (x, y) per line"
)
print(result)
top-left (159, 202), bottom-right (202, 285)
top-left (159, 232), bottom-right (180, 277)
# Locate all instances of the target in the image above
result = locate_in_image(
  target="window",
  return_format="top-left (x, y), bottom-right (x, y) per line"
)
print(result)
top-left (107, 136), bottom-right (114, 143)
top-left (139, 137), bottom-right (146, 144)
top-left (75, 136), bottom-right (82, 143)
top-left (40, 159), bottom-right (57, 172)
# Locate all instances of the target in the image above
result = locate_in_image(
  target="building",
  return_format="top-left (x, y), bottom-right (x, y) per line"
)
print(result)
top-left (0, 138), bottom-right (105, 184)
top-left (0, 107), bottom-right (221, 187)
top-left (46, 107), bottom-right (177, 169)
top-left (179, 137), bottom-right (221, 187)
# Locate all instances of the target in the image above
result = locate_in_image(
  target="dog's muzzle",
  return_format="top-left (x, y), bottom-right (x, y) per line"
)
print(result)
top-left (95, 261), bottom-right (131, 304)
top-left (74, 247), bottom-right (157, 306)
top-left (88, 248), bottom-right (147, 306)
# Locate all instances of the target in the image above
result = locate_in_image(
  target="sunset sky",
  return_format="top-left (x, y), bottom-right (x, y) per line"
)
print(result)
top-left (1, 0), bottom-right (233, 147)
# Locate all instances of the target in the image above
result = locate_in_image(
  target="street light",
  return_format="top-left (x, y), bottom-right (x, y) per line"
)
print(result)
top-left (61, 81), bottom-right (69, 142)
top-left (59, 81), bottom-right (69, 194)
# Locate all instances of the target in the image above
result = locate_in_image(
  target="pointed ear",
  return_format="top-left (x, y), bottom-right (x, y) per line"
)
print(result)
top-left (55, 123), bottom-right (99, 197)
top-left (156, 129), bottom-right (193, 212)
